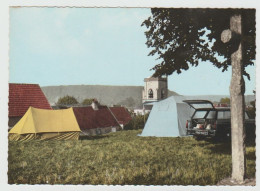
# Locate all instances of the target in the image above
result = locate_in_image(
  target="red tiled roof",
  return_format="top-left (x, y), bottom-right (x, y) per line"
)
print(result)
top-left (109, 107), bottom-right (132, 125)
top-left (73, 106), bottom-right (120, 130)
top-left (9, 83), bottom-right (52, 117)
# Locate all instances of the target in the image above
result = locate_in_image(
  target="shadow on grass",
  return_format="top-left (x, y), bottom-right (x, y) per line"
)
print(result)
top-left (208, 142), bottom-right (231, 155)
top-left (245, 136), bottom-right (256, 147)
top-left (192, 138), bottom-right (232, 155)
top-left (79, 135), bottom-right (109, 140)
top-left (246, 150), bottom-right (256, 161)
top-left (193, 136), bottom-right (255, 156)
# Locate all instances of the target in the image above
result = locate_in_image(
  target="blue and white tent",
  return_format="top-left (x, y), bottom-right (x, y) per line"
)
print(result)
top-left (140, 96), bottom-right (192, 137)
top-left (140, 95), bottom-right (255, 137)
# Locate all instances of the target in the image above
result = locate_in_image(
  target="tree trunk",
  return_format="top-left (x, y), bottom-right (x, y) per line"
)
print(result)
top-left (229, 15), bottom-right (246, 183)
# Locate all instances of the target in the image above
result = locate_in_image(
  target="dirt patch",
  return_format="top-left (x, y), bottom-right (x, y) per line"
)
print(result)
top-left (217, 177), bottom-right (255, 186)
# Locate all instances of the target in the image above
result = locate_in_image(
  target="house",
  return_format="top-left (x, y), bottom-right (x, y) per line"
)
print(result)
top-left (108, 106), bottom-right (132, 128)
top-left (133, 108), bottom-right (150, 116)
top-left (8, 83), bottom-right (52, 129)
top-left (72, 100), bottom-right (121, 136)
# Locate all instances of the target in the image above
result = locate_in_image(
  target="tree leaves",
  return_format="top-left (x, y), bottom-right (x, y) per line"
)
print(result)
top-left (56, 95), bottom-right (78, 105)
top-left (142, 8), bottom-right (255, 79)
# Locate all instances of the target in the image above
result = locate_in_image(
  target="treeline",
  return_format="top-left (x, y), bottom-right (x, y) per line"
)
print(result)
top-left (219, 97), bottom-right (256, 118)
top-left (56, 95), bottom-right (95, 106)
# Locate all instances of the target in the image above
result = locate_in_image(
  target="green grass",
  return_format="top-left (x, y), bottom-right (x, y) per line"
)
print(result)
top-left (8, 130), bottom-right (255, 185)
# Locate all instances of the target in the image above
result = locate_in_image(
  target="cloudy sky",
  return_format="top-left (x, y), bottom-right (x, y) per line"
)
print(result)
top-left (9, 7), bottom-right (256, 95)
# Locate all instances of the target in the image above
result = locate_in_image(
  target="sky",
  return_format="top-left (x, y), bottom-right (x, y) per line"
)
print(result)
top-left (9, 7), bottom-right (256, 95)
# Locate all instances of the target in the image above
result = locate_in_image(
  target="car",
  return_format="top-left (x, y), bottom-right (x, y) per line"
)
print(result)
top-left (183, 100), bottom-right (255, 140)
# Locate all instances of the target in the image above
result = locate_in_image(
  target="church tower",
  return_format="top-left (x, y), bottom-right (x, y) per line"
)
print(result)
top-left (142, 76), bottom-right (168, 104)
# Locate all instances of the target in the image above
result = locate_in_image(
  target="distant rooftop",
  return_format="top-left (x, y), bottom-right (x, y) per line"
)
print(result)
top-left (73, 106), bottom-right (120, 130)
top-left (9, 83), bottom-right (52, 117)
top-left (109, 106), bottom-right (132, 125)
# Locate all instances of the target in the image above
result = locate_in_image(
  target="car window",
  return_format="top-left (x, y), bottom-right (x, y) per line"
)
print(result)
top-left (216, 111), bottom-right (250, 119)
top-left (189, 103), bottom-right (213, 109)
top-left (217, 111), bottom-right (231, 119)
top-left (206, 110), bottom-right (216, 119)
top-left (245, 112), bottom-right (249, 119)
top-left (193, 111), bottom-right (207, 119)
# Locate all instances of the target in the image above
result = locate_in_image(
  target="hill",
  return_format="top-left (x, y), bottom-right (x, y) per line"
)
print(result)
top-left (41, 85), bottom-right (179, 109)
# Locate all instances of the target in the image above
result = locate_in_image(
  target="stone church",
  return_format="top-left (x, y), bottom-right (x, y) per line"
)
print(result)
top-left (142, 76), bottom-right (168, 111)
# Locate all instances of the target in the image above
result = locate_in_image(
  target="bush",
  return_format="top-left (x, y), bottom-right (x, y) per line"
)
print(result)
top-left (247, 100), bottom-right (256, 119)
top-left (124, 113), bottom-right (150, 130)
top-left (220, 97), bottom-right (230, 104)
top-left (82, 98), bottom-right (95, 105)
top-left (56, 95), bottom-right (78, 105)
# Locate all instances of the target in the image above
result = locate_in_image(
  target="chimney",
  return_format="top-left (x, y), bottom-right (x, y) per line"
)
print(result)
top-left (91, 99), bottom-right (99, 110)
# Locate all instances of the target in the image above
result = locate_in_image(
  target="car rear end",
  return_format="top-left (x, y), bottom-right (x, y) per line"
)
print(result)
top-left (186, 118), bottom-right (217, 137)
top-left (183, 100), bottom-right (217, 138)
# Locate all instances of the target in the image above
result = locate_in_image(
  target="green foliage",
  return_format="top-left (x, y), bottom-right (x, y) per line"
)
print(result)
top-left (220, 97), bottom-right (230, 104)
top-left (8, 130), bottom-right (255, 185)
top-left (247, 100), bottom-right (256, 119)
top-left (124, 113), bottom-right (150, 130)
top-left (56, 95), bottom-right (78, 105)
top-left (142, 9), bottom-right (255, 79)
top-left (82, 98), bottom-right (95, 105)
top-left (247, 91), bottom-right (256, 118)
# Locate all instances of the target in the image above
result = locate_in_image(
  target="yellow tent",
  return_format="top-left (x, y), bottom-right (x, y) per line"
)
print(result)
top-left (9, 107), bottom-right (81, 141)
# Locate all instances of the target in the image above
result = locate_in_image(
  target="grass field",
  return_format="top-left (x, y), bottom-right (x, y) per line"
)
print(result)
top-left (8, 129), bottom-right (255, 185)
